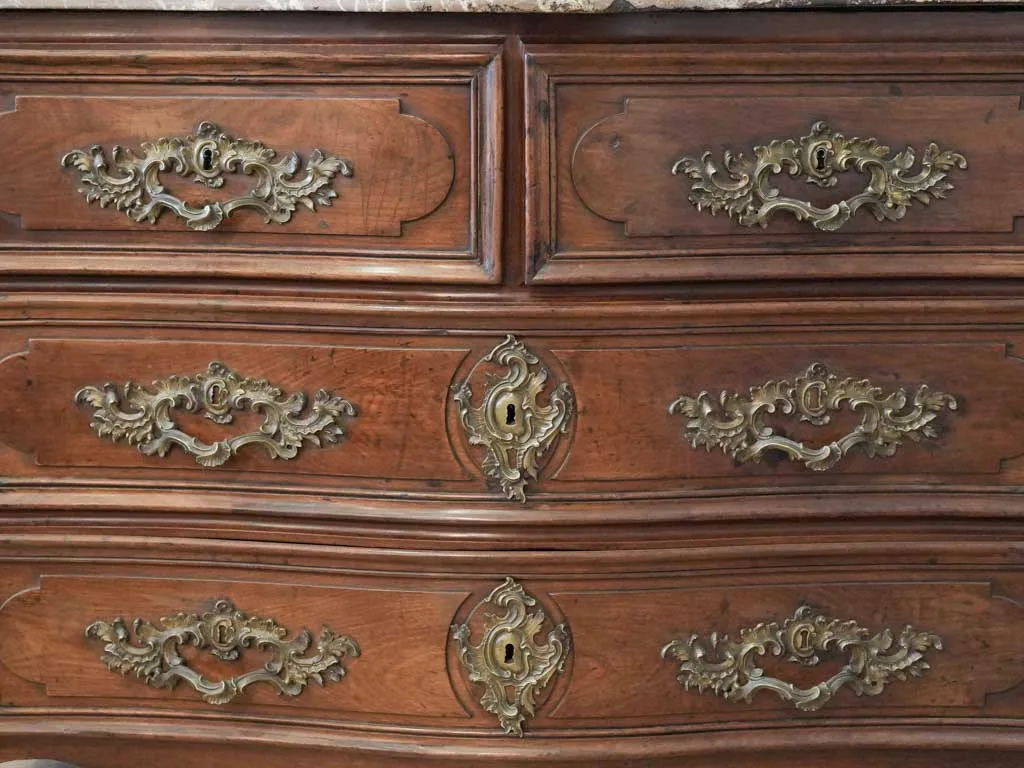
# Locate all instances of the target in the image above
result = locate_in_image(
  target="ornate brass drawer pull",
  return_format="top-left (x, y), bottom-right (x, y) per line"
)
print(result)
top-left (669, 363), bottom-right (957, 471)
top-left (662, 604), bottom-right (942, 711)
top-left (75, 361), bottom-right (356, 467)
top-left (453, 335), bottom-right (575, 502)
top-left (61, 121), bottom-right (352, 231)
top-left (451, 578), bottom-right (570, 736)
top-left (673, 121), bottom-right (966, 232)
top-left (85, 599), bottom-right (360, 705)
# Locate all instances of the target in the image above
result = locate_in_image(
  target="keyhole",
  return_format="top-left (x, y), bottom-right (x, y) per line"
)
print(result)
top-left (504, 643), bottom-right (515, 664)
top-left (214, 622), bottom-right (229, 645)
top-left (505, 403), bottom-right (516, 426)
top-left (814, 147), bottom-right (828, 172)
top-left (201, 147), bottom-right (214, 172)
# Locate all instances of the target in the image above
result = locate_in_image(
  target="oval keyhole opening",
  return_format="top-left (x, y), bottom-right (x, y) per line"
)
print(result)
top-left (505, 403), bottom-right (516, 426)
top-left (814, 147), bottom-right (828, 172)
top-left (201, 147), bottom-right (214, 172)
top-left (504, 643), bottom-right (515, 664)
top-left (214, 622), bottom-right (230, 645)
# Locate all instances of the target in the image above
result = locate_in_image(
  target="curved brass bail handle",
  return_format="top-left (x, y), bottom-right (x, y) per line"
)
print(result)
top-left (669, 362), bottom-right (958, 471)
top-left (85, 599), bottom-right (361, 705)
top-left (74, 361), bottom-right (357, 468)
top-left (672, 121), bottom-right (967, 232)
top-left (61, 121), bottom-right (353, 231)
top-left (661, 605), bottom-right (942, 712)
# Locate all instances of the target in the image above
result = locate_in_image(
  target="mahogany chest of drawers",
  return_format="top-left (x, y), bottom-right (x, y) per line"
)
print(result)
top-left (0, 8), bottom-right (1023, 767)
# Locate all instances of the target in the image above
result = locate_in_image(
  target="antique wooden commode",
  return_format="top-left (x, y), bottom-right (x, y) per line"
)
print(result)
top-left (0, 3), bottom-right (1023, 766)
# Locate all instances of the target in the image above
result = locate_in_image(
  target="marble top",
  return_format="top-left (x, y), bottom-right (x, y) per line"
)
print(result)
top-left (0, 0), bottom-right (1011, 11)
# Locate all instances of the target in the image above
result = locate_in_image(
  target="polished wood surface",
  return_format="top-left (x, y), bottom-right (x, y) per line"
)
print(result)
top-left (1, 8), bottom-right (1024, 767)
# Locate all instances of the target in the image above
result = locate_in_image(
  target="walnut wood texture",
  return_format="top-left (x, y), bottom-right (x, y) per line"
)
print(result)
top-left (2, 9), bottom-right (1024, 768)
top-left (525, 32), bottom-right (1024, 284)
top-left (1, 331), bottom-right (1024, 503)
top-left (0, 44), bottom-right (502, 283)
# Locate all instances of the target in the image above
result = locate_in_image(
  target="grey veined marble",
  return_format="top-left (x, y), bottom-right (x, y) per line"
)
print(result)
top-left (0, 0), bottom-right (1013, 11)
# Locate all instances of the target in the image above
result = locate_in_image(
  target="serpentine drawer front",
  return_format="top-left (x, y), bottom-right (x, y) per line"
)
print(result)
top-left (526, 43), bottom-right (1024, 284)
top-left (0, 555), bottom-right (1021, 733)
top-left (3, 333), bottom-right (1024, 500)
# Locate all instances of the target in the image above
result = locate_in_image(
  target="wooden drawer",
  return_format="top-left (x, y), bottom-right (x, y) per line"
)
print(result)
top-left (525, 41), bottom-right (1024, 284)
top-left (0, 531), bottom-right (1022, 761)
top-left (0, 43), bottom-right (501, 284)
top-left (3, 326), bottom-right (1024, 507)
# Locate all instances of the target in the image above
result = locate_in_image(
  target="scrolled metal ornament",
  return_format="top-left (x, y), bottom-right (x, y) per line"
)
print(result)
top-left (61, 121), bottom-right (352, 231)
top-left (661, 604), bottom-right (942, 711)
top-left (85, 598), bottom-right (360, 705)
top-left (451, 578), bottom-right (570, 736)
top-left (669, 362), bottom-right (957, 471)
top-left (673, 121), bottom-right (966, 232)
top-left (453, 335), bottom-right (574, 502)
top-left (75, 361), bottom-right (356, 467)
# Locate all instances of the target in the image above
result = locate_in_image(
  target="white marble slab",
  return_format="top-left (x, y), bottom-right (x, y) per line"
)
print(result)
top-left (0, 0), bottom-right (1015, 11)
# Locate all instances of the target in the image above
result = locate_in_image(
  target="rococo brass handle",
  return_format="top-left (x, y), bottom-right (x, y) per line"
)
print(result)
top-left (85, 599), bottom-right (360, 705)
top-left (661, 604), bottom-right (942, 711)
top-left (669, 362), bottom-right (958, 471)
top-left (75, 361), bottom-right (356, 467)
top-left (673, 121), bottom-right (967, 232)
top-left (61, 121), bottom-right (352, 231)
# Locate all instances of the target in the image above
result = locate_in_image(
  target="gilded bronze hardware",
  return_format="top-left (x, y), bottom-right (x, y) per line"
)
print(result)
top-left (75, 361), bottom-right (356, 467)
top-left (61, 121), bottom-right (352, 231)
top-left (85, 598), bottom-right (360, 704)
top-left (673, 121), bottom-right (966, 231)
top-left (453, 335), bottom-right (574, 502)
top-left (451, 578), bottom-right (570, 736)
top-left (669, 362), bottom-right (957, 471)
top-left (662, 604), bottom-right (942, 711)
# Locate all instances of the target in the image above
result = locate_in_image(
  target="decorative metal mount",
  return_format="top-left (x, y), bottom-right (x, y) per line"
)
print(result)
top-left (75, 361), bottom-right (356, 468)
top-left (451, 578), bottom-right (570, 736)
top-left (661, 604), bottom-right (942, 711)
top-left (453, 335), bottom-right (575, 502)
top-left (85, 598), bottom-right (360, 704)
top-left (672, 121), bottom-right (967, 232)
top-left (61, 121), bottom-right (352, 231)
top-left (669, 362), bottom-right (958, 471)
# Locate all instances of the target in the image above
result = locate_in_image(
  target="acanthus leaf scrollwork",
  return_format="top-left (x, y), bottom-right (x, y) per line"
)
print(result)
top-left (672, 121), bottom-right (967, 232)
top-left (451, 577), bottom-right (570, 736)
top-left (85, 598), bottom-right (360, 705)
top-left (453, 335), bottom-right (575, 502)
top-left (75, 361), bottom-right (356, 467)
top-left (61, 121), bottom-right (353, 231)
top-left (669, 362), bottom-right (958, 471)
top-left (661, 604), bottom-right (942, 711)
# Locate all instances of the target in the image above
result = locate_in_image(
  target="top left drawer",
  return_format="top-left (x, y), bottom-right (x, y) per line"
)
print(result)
top-left (0, 43), bottom-right (502, 284)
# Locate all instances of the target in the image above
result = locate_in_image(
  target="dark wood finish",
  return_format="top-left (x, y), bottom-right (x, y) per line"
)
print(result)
top-left (2, 9), bottom-right (1024, 768)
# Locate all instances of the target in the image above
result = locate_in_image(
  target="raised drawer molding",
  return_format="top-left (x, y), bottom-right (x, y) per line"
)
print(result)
top-left (526, 46), bottom-right (1024, 284)
top-left (0, 337), bottom-right (1022, 499)
top-left (0, 47), bottom-right (503, 284)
